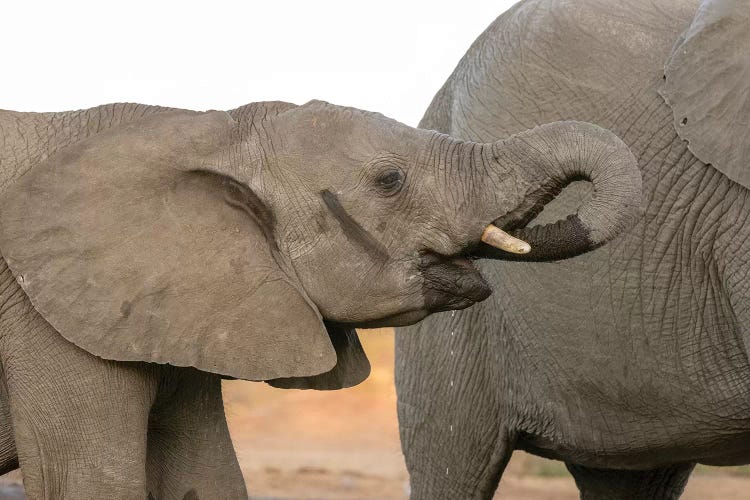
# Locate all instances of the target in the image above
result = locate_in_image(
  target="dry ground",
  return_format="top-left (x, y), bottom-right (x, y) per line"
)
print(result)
top-left (2, 328), bottom-right (750, 499)
top-left (227, 329), bottom-right (750, 499)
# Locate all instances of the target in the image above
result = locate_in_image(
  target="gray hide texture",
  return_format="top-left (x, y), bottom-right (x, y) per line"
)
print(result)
top-left (0, 110), bottom-right (339, 382)
top-left (395, 0), bottom-right (750, 498)
top-left (661, 0), bottom-right (750, 188)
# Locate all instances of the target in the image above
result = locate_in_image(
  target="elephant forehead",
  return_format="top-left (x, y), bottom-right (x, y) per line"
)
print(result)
top-left (270, 104), bottom-right (428, 160)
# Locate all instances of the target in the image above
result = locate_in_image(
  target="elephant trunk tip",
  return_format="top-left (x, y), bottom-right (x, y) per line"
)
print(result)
top-left (483, 120), bottom-right (641, 262)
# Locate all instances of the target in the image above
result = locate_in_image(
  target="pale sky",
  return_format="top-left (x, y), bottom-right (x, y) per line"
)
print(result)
top-left (1, 0), bottom-right (516, 126)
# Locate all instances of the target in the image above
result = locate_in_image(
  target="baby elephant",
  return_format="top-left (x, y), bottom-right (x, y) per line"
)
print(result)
top-left (0, 100), bottom-right (639, 499)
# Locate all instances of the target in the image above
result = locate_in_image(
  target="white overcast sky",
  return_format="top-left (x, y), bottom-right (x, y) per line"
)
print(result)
top-left (1, 1), bottom-right (516, 127)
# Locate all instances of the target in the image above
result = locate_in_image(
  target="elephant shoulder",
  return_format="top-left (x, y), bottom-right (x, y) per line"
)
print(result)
top-left (441, 0), bottom-right (698, 141)
top-left (660, 0), bottom-right (750, 189)
top-left (0, 103), bottom-right (174, 193)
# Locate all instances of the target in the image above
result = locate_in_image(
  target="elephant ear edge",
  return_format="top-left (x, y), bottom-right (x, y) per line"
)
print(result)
top-left (659, 0), bottom-right (750, 188)
top-left (266, 322), bottom-right (371, 390)
top-left (0, 109), bottom-right (346, 383)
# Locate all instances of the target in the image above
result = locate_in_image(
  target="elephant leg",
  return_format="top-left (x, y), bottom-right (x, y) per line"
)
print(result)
top-left (396, 309), bottom-right (511, 500)
top-left (0, 304), bottom-right (159, 500)
top-left (566, 462), bottom-right (695, 500)
top-left (145, 369), bottom-right (246, 500)
top-left (0, 367), bottom-right (19, 475)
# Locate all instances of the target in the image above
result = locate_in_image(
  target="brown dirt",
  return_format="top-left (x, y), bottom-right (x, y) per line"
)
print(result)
top-left (2, 328), bottom-right (750, 499)
top-left (227, 328), bottom-right (750, 500)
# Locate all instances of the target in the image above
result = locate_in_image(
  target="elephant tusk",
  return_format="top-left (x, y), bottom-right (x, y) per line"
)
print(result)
top-left (481, 224), bottom-right (531, 254)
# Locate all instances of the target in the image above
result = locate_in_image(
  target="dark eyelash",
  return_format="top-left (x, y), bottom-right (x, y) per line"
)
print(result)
top-left (378, 171), bottom-right (402, 187)
top-left (375, 169), bottom-right (404, 196)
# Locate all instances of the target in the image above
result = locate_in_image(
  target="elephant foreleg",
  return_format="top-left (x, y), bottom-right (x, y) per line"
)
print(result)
top-left (145, 369), bottom-right (246, 500)
top-left (1, 304), bottom-right (159, 500)
top-left (0, 366), bottom-right (18, 475)
top-left (396, 309), bottom-right (512, 500)
top-left (566, 462), bottom-right (695, 500)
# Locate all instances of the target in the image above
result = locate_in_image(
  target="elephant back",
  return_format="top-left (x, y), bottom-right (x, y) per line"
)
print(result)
top-left (435, 0), bottom-right (699, 143)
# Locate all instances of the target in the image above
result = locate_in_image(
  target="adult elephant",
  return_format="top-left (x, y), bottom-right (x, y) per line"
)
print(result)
top-left (395, 0), bottom-right (750, 498)
top-left (0, 99), bottom-right (638, 499)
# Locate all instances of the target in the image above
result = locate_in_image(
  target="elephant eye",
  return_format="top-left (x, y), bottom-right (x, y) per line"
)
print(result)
top-left (374, 168), bottom-right (405, 197)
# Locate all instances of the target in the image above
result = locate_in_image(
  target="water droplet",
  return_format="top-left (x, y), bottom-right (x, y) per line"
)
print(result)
top-left (450, 424), bottom-right (453, 432)
top-left (450, 380), bottom-right (454, 387)
top-left (451, 311), bottom-right (455, 318)
top-left (446, 467), bottom-right (449, 475)
top-left (403, 481), bottom-right (411, 496)
top-left (16, 275), bottom-right (24, 284)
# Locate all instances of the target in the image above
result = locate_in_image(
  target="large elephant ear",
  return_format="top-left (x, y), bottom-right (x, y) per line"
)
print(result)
top-left (0, 109), bottom-right (341, 382)
top-left (660, 0), bottom-right (750, 188)
top-left (266, 323), bottom-right (370, 390)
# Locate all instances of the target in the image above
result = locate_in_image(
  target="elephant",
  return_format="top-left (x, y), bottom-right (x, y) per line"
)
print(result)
top-left (395, 0), bottom-right (750, 498)
top-left (0, 98), bottom-right (639, 499)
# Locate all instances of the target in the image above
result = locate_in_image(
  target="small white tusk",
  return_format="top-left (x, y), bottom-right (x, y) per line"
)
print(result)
top-left (481, 224), bottom-right (531, 254)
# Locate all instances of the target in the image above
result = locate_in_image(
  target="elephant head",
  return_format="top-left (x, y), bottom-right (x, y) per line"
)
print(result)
top-left (0, 100), bottom-right (640, 389)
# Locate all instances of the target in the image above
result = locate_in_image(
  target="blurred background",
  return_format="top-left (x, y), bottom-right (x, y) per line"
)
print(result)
top-left (2, 0), bottom-right (750, 498)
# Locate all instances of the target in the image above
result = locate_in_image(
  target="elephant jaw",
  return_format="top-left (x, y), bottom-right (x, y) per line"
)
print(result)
top-left (419, 252), bottom-right (492, 310)
top-left (365, 225), bottom-right (527, 327)
top-left (354, 222), bottom-right (533, 329)
top-left (351, 252), bottom-right (492, 329)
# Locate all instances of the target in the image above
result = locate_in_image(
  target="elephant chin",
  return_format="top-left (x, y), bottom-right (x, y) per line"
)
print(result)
top-left (348, 254), bottom-right (492, 329)
top-left (419, 252), bottom-right (492, 310)
top-left (353, 310), bottom-right (433, 329)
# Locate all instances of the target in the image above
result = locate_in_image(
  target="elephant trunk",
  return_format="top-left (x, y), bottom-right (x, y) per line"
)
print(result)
top-left (477, 121), bottom-right (641, 261)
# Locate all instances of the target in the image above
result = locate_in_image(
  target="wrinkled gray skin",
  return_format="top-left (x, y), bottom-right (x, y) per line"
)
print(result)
top-left (396, 0), bottom-right (750, 498)
top-left (0, 97), bottom-right (638, 500)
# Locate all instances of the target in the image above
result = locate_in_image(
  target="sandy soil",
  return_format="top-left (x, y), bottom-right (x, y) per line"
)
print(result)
top-left (226, 329), bottom-right (750, 500)
top-left (2, 328), bottom-right (750, 499)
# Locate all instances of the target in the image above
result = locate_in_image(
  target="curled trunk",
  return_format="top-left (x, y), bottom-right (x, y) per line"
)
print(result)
top-left (480, 121), bottom-right (641, 261)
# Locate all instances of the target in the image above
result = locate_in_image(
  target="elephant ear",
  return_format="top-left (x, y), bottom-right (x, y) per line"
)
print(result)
top-left (0, 109), bottom-right (341, 382)
top-left (660, 0), bottom-right (750, 188)
top-left (266, 323), bottom-right (370, 390)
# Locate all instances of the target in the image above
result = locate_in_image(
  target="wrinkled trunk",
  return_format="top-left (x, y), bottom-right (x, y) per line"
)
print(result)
top-left (447, 121), bottom-right (641, 261)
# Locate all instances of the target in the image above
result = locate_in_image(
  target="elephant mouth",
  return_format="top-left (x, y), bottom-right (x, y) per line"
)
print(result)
top-left (353, 309), bottom-right (433, 329)
top-left (350, 251), bottom-right (491, 329)
top-left (419, 251), bottom-right (492, 311)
